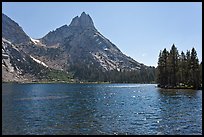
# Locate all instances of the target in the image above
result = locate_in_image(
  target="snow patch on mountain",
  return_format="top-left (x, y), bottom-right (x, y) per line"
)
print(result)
top-left (30, 37), bottom-right (40, 44)
top-left (91, 52), bottom-right (119, 71)
top-left (30, 55), bottom-right (48, 67)
top-left (2, 37), bottom-right (20, 52)
top-left (2, 37), bottom-right (12, 45)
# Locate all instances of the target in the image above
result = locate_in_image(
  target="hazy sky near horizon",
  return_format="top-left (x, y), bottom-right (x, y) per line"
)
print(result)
top-left (2, 2), bottom-right (202, 67)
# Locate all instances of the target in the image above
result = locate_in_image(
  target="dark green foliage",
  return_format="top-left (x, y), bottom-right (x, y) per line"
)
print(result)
top-left (200, 61), bottom-right (202, 85)
top-left (157, 44), bottom-right (201, 89)
top-left (189, 48), bottom-right (200, 89)
top-left (199, 62), bottom-right (202, 89)
top-left (177, 51), bottom-right (187, 84)
top-left (157, 49), bottom-right (169, 86)
top-left (185, 50), bottom-right (191, 85)
top-left (69, 63), bottom-right (156, 83)
top-left (168, 44), bottom-right (179, 86)
top-left (45, 69), bottom-right (74, 82)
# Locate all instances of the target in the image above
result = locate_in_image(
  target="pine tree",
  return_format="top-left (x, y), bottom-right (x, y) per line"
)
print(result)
top-left (199, 61), bottom-right (202, 86)
top-left (157, 49), bottom-right (169, 87)
top-left (156, 51), bottom-right (162, 85)
top-left (177, 51), bottom-right (186, 85)
top-left (168, 44), bottom-right (179, 87)
top-left (190, 47), bottom-right (200, 89)
top-left (185, 50), bottom-right (191, 85)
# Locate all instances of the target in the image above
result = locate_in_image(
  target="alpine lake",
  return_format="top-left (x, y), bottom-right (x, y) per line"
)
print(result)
top-left (2, 83), bottom-right (202, 135)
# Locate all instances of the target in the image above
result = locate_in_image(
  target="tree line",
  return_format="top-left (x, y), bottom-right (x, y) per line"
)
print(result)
top-left (156, 44), bottom-right (202, 89)
top-left (69, 63), bottom-right (156, 83)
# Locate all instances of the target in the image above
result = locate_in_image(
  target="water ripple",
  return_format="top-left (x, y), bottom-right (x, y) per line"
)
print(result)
top-left (15, 96), bottom-right (69, 101)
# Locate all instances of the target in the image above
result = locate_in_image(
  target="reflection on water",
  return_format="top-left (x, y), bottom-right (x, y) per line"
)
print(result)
top-left (16, 96), bottom-right (70, 101)
top-left (156, 88), bottom-right (202, 135)
top-left (2, 83), bottom-right (202, 135)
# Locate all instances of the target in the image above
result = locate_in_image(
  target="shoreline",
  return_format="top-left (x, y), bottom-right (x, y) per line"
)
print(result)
top-left (157, 85), bottom-right (202, 90)
top-left (2, 82), bottom-right (201, 90)
top-left (2, 81), bottom-right (156, 84)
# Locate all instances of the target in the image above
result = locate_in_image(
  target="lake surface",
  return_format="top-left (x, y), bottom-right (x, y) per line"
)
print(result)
top-left (2, 83), bottom-right (202, 135)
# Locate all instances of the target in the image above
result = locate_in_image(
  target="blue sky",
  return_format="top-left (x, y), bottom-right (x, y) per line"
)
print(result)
top-left (2, 2), bottom-right (202, 67)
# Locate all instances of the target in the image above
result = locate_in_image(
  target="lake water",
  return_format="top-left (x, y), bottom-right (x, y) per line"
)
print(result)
top-left (2, 83), bottom-right (202, 135)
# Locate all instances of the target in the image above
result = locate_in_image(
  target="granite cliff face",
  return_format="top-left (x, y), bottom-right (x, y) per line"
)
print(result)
top-left (38, 12), bottom-right (144, 72)
top-left (69, 12), bottom-right (95, 29)
top-left (2, 13), bottom-right (31, 44)
top-left (40, 12), bottom-right (96, 46)
top-left (2, 38), bottom-right (49, 82)
top-left (2, 12), bottom-right (153, 82)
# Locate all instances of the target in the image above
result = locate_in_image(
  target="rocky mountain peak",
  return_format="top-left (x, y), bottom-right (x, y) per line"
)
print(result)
top-left (2, 13), bottom-right (31, 44)
top-left (2, 13), bottom-right (155, 83)
top-left (69, 12), bottom-right (95, 29)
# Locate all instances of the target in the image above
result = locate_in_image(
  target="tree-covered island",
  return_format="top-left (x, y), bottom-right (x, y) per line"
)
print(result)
top-left (156, 44), bottom-right (202, 90)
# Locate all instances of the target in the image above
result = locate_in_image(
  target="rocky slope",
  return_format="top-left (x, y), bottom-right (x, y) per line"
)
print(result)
top-left (2, 13), bottom-right (31, 44)
top-left (2, 12), bottom-right (154, 82)
top-left (2, 38), bottom-right (47, 82)
top-left (2, 37), bottom-right (73, 82)
top-left (33, 12), bottom-right (144, 72)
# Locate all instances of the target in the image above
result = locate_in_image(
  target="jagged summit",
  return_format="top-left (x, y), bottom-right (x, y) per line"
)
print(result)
top-left (2, 13), bottom-right (31, 44)
top-left (69, 12), bottom-right (95, 29)
top-left (40, 12), bottom-right (97, 46)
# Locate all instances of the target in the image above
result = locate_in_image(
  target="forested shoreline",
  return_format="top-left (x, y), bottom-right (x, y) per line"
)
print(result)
top-left (156, 44), bottom-right (202, 89)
